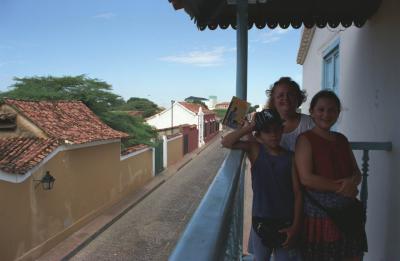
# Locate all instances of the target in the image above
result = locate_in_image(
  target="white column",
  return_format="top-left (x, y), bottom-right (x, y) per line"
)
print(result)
top-left (198, 107), bottom-right (205, 147)
top-left (163, 135), bottom-right (168, 168)
top-left (152, 147), bottom-right (155, 176)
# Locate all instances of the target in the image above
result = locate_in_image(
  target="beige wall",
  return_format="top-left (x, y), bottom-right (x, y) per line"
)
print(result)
top-left (167, 137), bottom-right (183, 167)
top-left (0, 142), bottom-right (153, 261)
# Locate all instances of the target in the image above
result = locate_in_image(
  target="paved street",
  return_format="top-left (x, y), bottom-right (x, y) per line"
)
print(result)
top-left (70, 139), bottom-right (228, 261)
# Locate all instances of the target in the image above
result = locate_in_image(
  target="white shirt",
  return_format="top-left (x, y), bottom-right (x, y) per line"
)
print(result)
top-left (280, 114), bottom-right (314, 152)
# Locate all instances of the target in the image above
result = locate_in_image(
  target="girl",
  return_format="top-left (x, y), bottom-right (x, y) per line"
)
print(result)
top-left (295, 90), bottom-right (367, 260)
top-left (222, 109), bottom-right (302, 261)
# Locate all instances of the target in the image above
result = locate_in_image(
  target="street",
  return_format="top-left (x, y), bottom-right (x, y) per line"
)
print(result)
top-left (70, 139), bottom-right (228, 261)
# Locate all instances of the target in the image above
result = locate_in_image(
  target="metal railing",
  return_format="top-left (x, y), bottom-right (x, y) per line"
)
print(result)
top-left (169, 150), bottom-right (246, 261)
top-left (169, 142), bottom-right (392, 261)
top-left (350, 142), bottom-right (393, 217)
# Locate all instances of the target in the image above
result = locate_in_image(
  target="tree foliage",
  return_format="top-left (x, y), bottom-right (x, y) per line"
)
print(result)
top-left (0, 75), bottom-right (158, 147)
top-left (184, 96), bottom-right (209, 109)
top-left (116, 97), bottom-right (161, 118)
top-left (100, 112), bottom-right (157, 148)
top-left (0, 75), bottom-right (125, 115)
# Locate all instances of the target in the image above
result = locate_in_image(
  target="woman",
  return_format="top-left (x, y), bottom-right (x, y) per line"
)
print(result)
top-left (295, 90), bottom-right (367, 260)
top-left (266, 77), bottom-right (314, 152)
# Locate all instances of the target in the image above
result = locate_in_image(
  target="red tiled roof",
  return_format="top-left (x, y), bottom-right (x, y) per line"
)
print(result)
top-left (179, 102), bottom-right (214, 115)
top-left (4, 99), bottom-right (128, 144)
top-left (121, 144), bottom-right (150, 156)
top-left (0, 137), bottom-right (59, 174)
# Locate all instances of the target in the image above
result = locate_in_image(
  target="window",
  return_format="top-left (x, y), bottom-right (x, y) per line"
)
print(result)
top-left (322, 40), bottom-right (340, 94)
top-left (0, 113), bottom-right (17, 131)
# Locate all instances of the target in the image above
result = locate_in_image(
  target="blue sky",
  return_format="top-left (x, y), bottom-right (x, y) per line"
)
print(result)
top-left (0, 0), bottom-right (303, 108)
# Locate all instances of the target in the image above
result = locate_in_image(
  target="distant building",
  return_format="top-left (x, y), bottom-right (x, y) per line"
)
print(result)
top-left (215, 102), bottom-right (230, 110)
top-left (205, 95), bottom-right (217, 110)
top-left (146, 101), bottom-right (219, 146)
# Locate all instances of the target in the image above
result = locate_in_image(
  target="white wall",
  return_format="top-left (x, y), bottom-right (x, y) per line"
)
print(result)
top-left (146, 103), bottom-right (198, 130)
top-left (301, 0), bottom-right (400, 259)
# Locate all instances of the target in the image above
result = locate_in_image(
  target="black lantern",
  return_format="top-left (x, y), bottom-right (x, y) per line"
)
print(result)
top-left (34, 171), bottom-right (55, 190)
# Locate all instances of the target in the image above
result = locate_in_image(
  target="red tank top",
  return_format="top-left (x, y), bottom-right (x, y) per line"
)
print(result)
top-left (302, 130), bottom-right (353, 180)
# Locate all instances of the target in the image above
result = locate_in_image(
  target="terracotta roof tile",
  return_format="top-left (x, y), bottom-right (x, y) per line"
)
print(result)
top-left (4, 99), bottom-right (128, 144)
top-left (179, 102), bottom-right (214, 115)
top-left (121, 144), bottom-right (150, 156)
top-left (0, 137), bottom-right (59, 174)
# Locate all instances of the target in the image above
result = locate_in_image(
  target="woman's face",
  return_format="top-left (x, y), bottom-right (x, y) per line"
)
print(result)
top-left (310, 97), bottom-right (340, 131)
top-left (272, 84), bottom-right (298, 115)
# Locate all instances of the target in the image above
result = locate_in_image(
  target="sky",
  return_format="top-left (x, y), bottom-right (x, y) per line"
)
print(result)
top-left (0, 0), bottom-right (303, 108)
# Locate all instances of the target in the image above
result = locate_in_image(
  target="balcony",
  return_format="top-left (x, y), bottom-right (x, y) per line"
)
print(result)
top-left (169, 141), bottom-right (392, 260)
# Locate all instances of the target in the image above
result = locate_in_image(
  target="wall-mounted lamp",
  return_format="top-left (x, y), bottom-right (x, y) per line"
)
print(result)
top-left (34, 171), bottom-right (55, 190)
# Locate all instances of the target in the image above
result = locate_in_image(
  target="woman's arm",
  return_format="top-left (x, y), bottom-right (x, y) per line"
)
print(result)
top-left (295, 135), bottom-right (341, 192)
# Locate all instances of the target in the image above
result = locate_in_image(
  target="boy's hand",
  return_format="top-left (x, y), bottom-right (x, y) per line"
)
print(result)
top-left (240, 116), bottom-right (255, 132)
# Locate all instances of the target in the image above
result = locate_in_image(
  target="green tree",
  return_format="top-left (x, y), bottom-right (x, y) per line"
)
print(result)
top-left (184, 96), bottom-right (209, 109)
top-left (0, 75), bottom-right (125, 115)
top-left (116, 97), bottom-right (161, 118)
top-left (0, 75), bottom-right (157, 147)
top-left (101, 112), bottom-right (157, 148)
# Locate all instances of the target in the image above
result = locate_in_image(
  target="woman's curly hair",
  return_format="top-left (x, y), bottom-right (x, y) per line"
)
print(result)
top-left (265, 77), bottom-right (307, 109)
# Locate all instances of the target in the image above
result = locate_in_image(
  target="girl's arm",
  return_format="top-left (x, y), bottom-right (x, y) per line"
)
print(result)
top-left (295, 135), bottom-right (341, 192)
top-left (335, 145), bottom-right (362, 197)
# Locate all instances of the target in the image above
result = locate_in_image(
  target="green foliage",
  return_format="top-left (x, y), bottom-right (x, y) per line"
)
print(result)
top-left (0, 75), bottom-right (125, 115)
top-left (248, 104), bottom-right (260, 113)
top-left (213, 109), bottom-right (228, 119)
top-left (0, 75), bottom-right (158, 147)
top-left (184, 96), bottom-right (209, 109)
top-left (100, 112), bottom-right (157, 149)
top-left (116, 97), bottom-right (161, 118)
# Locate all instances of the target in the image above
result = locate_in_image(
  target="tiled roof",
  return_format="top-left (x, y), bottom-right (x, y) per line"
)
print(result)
top-left (4, 99), bottom-right (128, 144)
top-left (121, 144), bottom-right (150, 156)
top-left (0, 137), bottom-right (59, 174)
top-left (179, 102), bottom-right (214, 115)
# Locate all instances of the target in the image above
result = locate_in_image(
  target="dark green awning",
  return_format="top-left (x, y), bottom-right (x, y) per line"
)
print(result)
top-left (169, 0), bottom-right (382, 30)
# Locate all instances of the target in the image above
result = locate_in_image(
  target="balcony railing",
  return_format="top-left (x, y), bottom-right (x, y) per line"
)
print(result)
top-left (169, 142), bottom-right (392, 261)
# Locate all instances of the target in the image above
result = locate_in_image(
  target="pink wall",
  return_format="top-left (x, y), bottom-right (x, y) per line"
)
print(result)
top-left (181, 125), bottom-right (198, 154)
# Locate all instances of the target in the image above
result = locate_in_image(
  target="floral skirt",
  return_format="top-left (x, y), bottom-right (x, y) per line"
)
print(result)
top-left (302, 191), bottom-right (368, 261)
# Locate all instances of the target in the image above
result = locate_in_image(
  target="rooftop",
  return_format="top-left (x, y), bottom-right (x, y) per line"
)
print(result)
top-left (179, 102), bottom-right (214, 115)
top-left (0, 137), bottom-right (59, 174)
top-left (4, 99), bottom-right (128, 144)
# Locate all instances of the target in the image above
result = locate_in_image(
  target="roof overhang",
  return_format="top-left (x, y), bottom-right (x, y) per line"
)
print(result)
top-left (297, 27), bottom-right (316, 65)
top-left (169, 0), bottom-right (382, 30)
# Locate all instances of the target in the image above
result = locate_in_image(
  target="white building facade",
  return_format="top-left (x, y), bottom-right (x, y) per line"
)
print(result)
top-left (298, 0), bottom-right (399, 259)
top-left (146, 102), bottom-right (199, 130)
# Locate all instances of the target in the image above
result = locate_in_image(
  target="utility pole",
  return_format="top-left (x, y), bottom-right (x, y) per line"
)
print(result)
top-left (171, 100), bottom-right (175, 134)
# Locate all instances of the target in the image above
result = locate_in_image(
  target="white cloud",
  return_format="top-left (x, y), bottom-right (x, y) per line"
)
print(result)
top-left (160, 47), bottom-right (234, 67)
top-left (253, 27), bottom-right (294, 44)
top-left (0, 60), bottom-right (26, 67)
top-left (93, 12), bottom-right (116, 19)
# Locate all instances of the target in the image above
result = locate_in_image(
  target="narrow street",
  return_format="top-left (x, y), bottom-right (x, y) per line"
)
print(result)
top-left (69, 138), bottom-right (228, 261)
